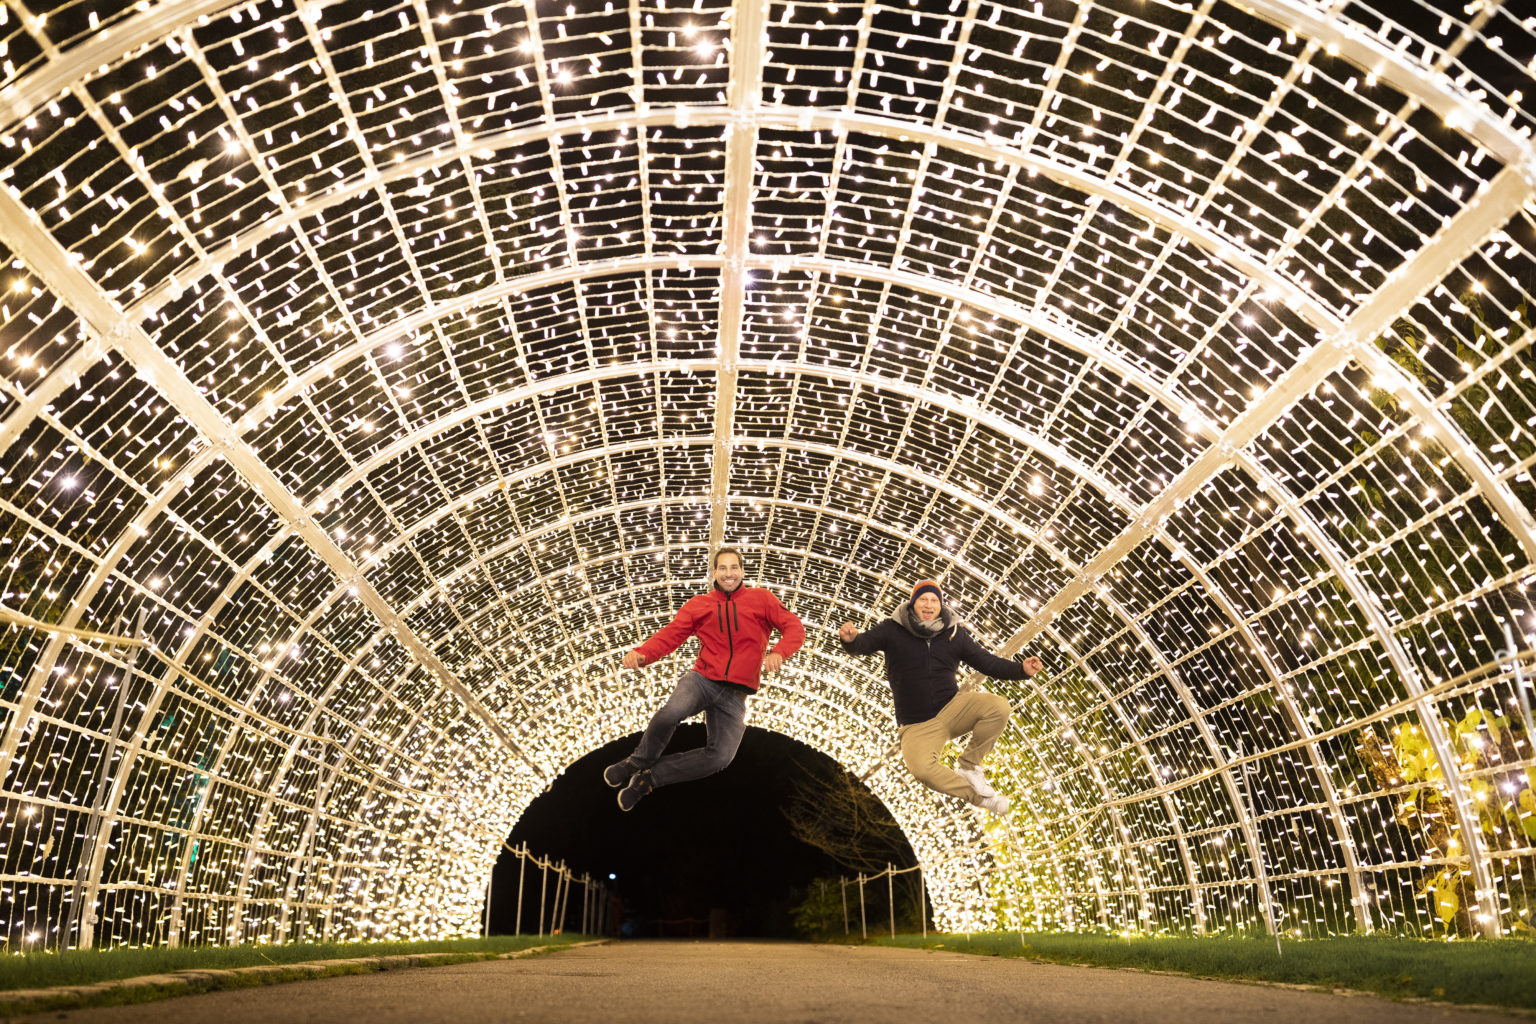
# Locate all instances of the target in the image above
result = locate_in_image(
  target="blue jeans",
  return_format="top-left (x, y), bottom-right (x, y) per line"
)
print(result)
top-left (628, 671), bottom-right (748, 788)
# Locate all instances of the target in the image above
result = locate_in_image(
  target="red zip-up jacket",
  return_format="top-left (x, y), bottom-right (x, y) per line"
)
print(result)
top-left (633, 584), bottom-right (805, 690)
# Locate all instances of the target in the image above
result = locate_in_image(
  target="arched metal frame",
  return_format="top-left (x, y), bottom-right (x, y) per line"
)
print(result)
top-left (1, 0), bottom-right (1534, 947)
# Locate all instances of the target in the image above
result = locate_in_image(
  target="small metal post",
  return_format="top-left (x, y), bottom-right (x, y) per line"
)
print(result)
top-left (920, 867), bottom-right (926, 938)
top-left (557, 864), bottom-right (572, 933)
top-left (549, 865), bottom-right (559, 934)
top-left (888, 863), bottom-right (895, 938)
top-left (484, 867), bottom-right (493, 937)
top-left (859, 873), bottom-right (867, 940)
top-left (538, 856), bottom-right (548, 937)
top-left (515, 844), bottom-right (527, 936)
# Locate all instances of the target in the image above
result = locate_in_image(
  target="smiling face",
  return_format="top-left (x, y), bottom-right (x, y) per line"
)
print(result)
top-left (913, 592), bottom-right (941, 621)
top-left (713, 552), bottom-right (743, 592)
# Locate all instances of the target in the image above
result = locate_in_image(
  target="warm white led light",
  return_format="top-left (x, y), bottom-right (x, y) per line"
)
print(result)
top-left (0, 0), bottom-right (1532, 954)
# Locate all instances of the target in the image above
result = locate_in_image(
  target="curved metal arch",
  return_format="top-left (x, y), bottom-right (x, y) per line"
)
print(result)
top-left (478, 543), bottom-right (1143, 898)
top-left (249, 515), bottom-right (1137, 930)
top-left (94, 87), bottom-right (1536, 573)
top-left (302, 357), bottom-right (1145, 522)
top-left (1001, 166), bottom-right (1536, 935)
top-left (135, 254), bottom-right (1182, 457)
top-left (0, 187), bottom-right (535, 789)
top-left (115, 99), bottom-right (1311, 330)
top-left (0, 0), bottom-right (1516, 286)
top-left (8, 0), bottom-right (1528, 668)
top-left (49, 463), bottom-right (487, 945)
top-left (273, 350), bottom-right (1365, 929)
top-left (3, 0), bottom-right (1523, 945)
top-left (19, 129), bottom-right (1529, 835)
top-left (203, 368), bottom-right (1353, 933)
top-left (344, 485), bottom-right (1217, 927)
top-left (40, 337), bottom-right (1421, 942)
top-left (1232, 448), bottom-right (1505, 934)
top-left (1154, 496), bottom-right (1374, 932)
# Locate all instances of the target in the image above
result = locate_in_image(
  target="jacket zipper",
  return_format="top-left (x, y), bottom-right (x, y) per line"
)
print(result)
top-left (722, 589), bottom-right (736, 679)
top-left (927, 637), bottom-right (936, 716)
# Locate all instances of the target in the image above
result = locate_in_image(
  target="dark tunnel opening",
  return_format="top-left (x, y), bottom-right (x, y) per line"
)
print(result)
top-left (493, 726), bottom-right (917, 939)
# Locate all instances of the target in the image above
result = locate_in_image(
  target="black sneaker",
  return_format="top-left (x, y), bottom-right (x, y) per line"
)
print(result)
top-left (617, 770), bottom-right (653, 812)
top-left (603, 758), bottom-right (638, 789)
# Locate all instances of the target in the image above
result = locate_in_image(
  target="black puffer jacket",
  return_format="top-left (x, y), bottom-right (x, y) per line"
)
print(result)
top-left (839, 602), bottom-right (1030, 726)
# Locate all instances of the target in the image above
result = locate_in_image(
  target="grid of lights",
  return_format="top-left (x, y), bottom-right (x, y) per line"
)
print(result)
top-left (0, 0), bottom-right (1534, 950)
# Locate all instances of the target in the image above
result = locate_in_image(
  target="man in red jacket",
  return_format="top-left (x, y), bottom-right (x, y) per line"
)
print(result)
top-left (605, 548), bottom-right (805, 811)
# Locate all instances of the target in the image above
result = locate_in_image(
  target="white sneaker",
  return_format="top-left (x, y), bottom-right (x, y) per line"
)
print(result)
top-left (955, 763), bottom-right (997, 799)
top-left (979, 793), bottom-right (1010, 816)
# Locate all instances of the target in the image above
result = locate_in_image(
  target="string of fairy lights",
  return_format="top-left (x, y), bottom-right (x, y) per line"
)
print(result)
top-left (0, 0), bottom-right (1534, 949)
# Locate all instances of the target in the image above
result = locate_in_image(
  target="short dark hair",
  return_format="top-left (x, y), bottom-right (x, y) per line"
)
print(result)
top-left (712, 547), bottom-right (745, 569)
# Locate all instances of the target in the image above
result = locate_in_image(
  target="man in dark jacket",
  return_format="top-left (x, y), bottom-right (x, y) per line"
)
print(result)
top-left (839, 581), bottom-right (1041, 816)
top-left (605, 548), bottom-right (805, 811)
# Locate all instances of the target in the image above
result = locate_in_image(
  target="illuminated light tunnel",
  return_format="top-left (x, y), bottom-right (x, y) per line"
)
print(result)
top-left (0, 0), bottom-right (1534, 951)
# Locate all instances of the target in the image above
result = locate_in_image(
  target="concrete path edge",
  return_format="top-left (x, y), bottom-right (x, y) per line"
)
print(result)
top-left (0, 940), bottom-right (609, 1018)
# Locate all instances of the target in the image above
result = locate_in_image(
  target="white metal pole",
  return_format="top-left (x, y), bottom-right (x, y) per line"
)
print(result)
top-left (539, 856), bottom-right (548, 937)
top-left (515, 843), bottom-right (526, 936)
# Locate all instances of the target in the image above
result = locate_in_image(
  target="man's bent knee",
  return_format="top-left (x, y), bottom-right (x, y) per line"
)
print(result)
top-left (981, 693), bottom-right (1011, 718)
top-left (704, 733), bottom-right (744, 771)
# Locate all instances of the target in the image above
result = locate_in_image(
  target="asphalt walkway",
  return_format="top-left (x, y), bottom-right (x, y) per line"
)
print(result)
top-left (14, 940), bottom-right (1524, 1024)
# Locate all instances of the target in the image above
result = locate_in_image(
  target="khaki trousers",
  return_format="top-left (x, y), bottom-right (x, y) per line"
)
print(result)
top-left (898, 691), bottom-right (1013, 806)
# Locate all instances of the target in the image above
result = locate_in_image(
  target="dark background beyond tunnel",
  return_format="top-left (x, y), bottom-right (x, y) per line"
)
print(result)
top-left (494, 726), bottom-right (912, 938)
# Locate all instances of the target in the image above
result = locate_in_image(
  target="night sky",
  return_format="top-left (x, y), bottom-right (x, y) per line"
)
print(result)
top-left (492, 725), bottom-right (910, 939)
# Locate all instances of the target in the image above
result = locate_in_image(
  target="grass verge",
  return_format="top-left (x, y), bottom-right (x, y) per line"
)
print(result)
top-left (873, 932), bottom-right (1536, 1010)
top-left (0, 934), bottom-right (594, 1017)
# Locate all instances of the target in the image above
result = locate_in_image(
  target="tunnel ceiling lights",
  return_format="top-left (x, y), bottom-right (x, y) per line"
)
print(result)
top-left (0, 0), bottom-right (1534, 949)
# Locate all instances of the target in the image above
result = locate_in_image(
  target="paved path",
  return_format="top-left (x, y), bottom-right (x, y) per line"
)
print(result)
top-left (16, 941), bottom-right (1524, 1024)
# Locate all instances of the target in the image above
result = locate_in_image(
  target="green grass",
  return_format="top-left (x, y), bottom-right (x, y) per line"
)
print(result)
top-left (874, 932), bottom-right (1536, 1009)
top-left (0, 934), bottom-right (589, 1000)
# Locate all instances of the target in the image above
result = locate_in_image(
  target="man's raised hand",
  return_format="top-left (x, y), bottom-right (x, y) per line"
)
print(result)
top-left (838, 622), bottom-right (859, 643)
top-left (1021, 656), bottom-right (1043, 676)
top-left (621, 650), bottom-right (647, 670)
